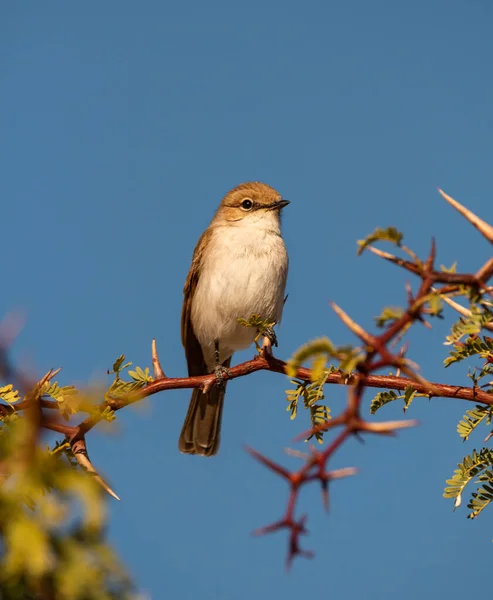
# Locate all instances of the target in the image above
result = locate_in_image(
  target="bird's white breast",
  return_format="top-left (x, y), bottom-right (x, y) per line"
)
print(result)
top-left (191, 221), bottom-right (288, 368)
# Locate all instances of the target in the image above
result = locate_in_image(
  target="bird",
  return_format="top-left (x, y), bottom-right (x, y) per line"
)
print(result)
top-left (179, 181), bottom-right (290, 456)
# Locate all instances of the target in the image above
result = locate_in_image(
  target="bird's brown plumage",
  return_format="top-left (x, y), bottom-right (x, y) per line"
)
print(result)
top-left (179, 182), bottom-right (287, 456)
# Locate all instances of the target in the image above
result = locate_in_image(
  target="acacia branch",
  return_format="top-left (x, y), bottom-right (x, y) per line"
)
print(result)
top-left (1, 186), bottom-right (493, 567)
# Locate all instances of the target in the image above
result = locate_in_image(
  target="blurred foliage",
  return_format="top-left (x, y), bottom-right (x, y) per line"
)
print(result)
top-left (0, 358), bottom-right (151, 599)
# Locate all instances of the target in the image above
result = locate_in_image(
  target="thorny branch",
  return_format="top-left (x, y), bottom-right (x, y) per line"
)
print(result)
top-left (0, 188), bottom-right (492, 567)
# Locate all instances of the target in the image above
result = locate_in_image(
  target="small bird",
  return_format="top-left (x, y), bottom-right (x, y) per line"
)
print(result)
top-left (179, 182), bottom-right (290, 456)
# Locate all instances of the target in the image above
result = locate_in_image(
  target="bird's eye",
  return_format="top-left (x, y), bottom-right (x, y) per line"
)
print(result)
top-left (241, 199), bottom-right (253, 210)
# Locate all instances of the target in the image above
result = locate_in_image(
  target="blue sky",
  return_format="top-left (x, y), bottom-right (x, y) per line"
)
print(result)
top-left (2, 1), bottom-right (493, 598)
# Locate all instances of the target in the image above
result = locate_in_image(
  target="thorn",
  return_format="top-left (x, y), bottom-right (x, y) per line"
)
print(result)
top-left (327, 466), bottom-right (358, 480)
top-left (439, 293), bottom-right (471, 318)
top-left (38, 367), bottom-right (62, 389)
top-left (72, 439), bottom-right (120, 501)
top-left (438, 188), bottom-right (493, 245)
top-left (201, 377), bottom-right (214, 394)
top-left (245, 446), bottom-right (292, 480)
top-left (252, 518), bottom-right (288, 536)
top-left (151, 339), bottom-right (166, 379)
top-left (424, 237), bottom-right (436, 273)
top-left (293, 415), bottom-right (342, 442)
top-left (353, 431), bottom-right (366, 444)
top-left (476, 257), bottom-right (493, 283)
top-left (320, 480), bottom-right (329, 512)
top-left (365, 246), bottom-right (420, 274)
top-left (405, 282), bottom-right (414, 305)
top-left (49, 367), bottom-right (62, 380)
top-left (398, 363), bottom-right (441, 397)
top-left (395, 344), bottom-right (409, 377)
top-left (284, 447), bottom-right (310, 460)
top-left (329, 302), bottom-right (374, 345)
top-left (37, 369), bottom-right (56, 390)
top-left (361, 419), bottom-right (419, 435)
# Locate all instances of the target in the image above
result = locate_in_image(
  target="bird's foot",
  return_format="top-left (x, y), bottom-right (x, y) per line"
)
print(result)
top-left (214, 365), bottom-right (232, 389)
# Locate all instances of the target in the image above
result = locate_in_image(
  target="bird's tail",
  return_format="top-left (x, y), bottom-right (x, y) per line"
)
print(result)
top-left (178, 380), bottom-right (227, 457)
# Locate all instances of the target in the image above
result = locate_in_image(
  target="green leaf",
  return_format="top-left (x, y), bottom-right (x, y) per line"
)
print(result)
top-left (370, 386), bottom-right (422, 414)
top-left (128, 366), bottom-right (153, 384)
top-left (369, 390), bottom-right (399, 414)
top-left (444, 335), bottom-right (493, 367)
top-left (403, 386), bottom-right (417, 413)
top-left (107, 355), bottom-right (132, 378)
top-left (468, 475), bottom-right (493, 518)
top-left (100, 406), bottom-right (116, 423)
top-left (457, 405), bottom-right (493, 440)
top-left (440, 262), bottom-right (457, 273)
top-left (445, 307), bottom-right (493, 346)
top-left (427, 293), bottom-right (444, 318)
top-left (41, 382), bottom-right (79, 419)
top-left (443, 448), bottom-right (493, 510)
top-left (0, 384), bottom-right (21, 404)
top-left (285, 373), bottom-right (331, 441)
top-left (374, 306), bottom-right (404, 328)
top-left (306, 404), bottom-right (331, 444)
top-left (286, 337), bottom-right (336, 378)
top-left (357, 226), bottom-right (403, 255)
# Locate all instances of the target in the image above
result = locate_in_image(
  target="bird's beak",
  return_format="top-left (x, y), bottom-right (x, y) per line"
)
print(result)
top-left (271, 199), bottom-right (290, 210)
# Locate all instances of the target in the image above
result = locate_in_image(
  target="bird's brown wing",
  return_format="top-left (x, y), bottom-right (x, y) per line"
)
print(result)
top-left (181, 228), bottom-right (212, 376)
top-left (180, 227), bottom-right (227, 456)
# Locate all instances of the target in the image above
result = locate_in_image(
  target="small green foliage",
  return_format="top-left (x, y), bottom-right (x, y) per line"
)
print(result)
top-left (285, 375), bottom-right (331, 443)
top-left (107, 355), bottom-right (132, 376)
top-left (286, 338), bottom-right (335, 378)
top-left (127, 366), bottom-right (152, 384)
top-left (374, 306), bottom-right (405, 328)
top-left (307, 404), bottom-right (331, 444)
top-left (468, 474), bottom-right (493, 518)
top-left (444, 307), bottom-right (493, 346)
top-left (444, 335), bottom-right (493, 367)
top-left (285, 380), bottom-right (304, 420)
top-left (444, 449), bottom-right (493, 512)
top-left (41, 380), bottom-right (79, 420)
top-left (238, 314), bottom-right (278, 350)
top-left (106, 355), bottom-right (153, 400)
top-left (100, 406), bottom-right (116, 422)
top-left (457, 405), bottom-right (493, 441)
top-left (426, 293), bottom-right (444, 318)
top-left (370, 385), bottom-right (421, 414)
top-left (440, 262), bottom-right (457, 273)
top-left (402, 386), bottom-right (417, 412)
top-left (286, 337), bottom-right (362, 379)
top-left (0, 384), bottom-right (21, 404)
top-left (237, 313), bottom-right (275, 331)
top-left (357, 226), bottom-right (403, 255)
top-left (338, 346), bottom-right (363, 374)
top-left (50, 440), bottom-right (78, 468)
top-left (369, 390), bottom-right (399, 414)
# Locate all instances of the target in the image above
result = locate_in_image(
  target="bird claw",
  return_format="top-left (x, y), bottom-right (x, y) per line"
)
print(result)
top-left (214, 365), bottom-right (232, 389)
